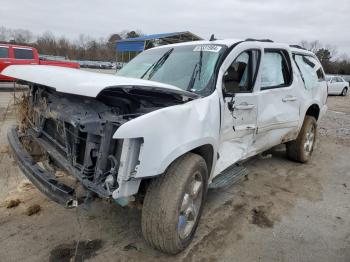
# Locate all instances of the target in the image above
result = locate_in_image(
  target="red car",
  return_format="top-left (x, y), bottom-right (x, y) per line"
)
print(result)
top-left (0, 44), bottom-right (80, 81)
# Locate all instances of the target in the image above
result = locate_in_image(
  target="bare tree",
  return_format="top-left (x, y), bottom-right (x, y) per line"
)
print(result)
top-left (300, 40), bottom-right (322, 53)
top-left (11, 29), bottom-right (33, 44)
top-left (0, 26), bottom-right (11, 42)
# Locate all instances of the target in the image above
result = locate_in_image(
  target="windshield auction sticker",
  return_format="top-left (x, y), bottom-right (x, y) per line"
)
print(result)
top-left (193, 45), bottom-right (222, 52)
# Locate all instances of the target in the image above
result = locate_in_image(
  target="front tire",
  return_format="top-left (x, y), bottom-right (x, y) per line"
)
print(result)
top-left (341, 87), bottom-right (348, 96)
top-left (141, 153), bottom-right (208, 254)
top-left (286, 115), bottom-right (317, 163)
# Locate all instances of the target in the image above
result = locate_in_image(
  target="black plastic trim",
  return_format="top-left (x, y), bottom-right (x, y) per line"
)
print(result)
top-left (7, 126), bottom-right (76, 208)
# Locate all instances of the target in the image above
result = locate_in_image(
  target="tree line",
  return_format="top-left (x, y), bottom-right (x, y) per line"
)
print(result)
top-left (0, 26), bottom-right (142, 61)
top-left (0, 26), bottom-right (349, 74)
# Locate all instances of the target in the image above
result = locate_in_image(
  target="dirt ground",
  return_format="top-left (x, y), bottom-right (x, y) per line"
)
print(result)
top-left (0, 88), bottom-right (349, 262)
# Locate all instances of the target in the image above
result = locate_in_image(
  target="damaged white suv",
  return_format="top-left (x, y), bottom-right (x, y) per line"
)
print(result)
top-left (3, 39), bottom-right (327, 254)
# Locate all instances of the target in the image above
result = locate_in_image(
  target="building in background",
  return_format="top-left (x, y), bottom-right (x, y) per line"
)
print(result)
top-left (115, 31), bottom-right (202, 64)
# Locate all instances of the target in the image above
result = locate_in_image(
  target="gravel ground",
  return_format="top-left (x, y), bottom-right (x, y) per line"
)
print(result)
top-left (0, 89), bottom-right (349, 262)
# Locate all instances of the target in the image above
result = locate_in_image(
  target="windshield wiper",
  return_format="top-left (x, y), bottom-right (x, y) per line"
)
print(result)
top-left (187, 48), bottom-right (203, 91)
top-left (141, 48), bottom-right (174, 80)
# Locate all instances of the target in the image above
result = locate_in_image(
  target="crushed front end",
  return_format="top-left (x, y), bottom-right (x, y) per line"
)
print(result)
top-left (8, 84), bottom-right (183, 207)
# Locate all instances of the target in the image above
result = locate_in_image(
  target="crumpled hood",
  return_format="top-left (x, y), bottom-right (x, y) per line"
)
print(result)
top-left (1, 65), bottom-right (198, 98)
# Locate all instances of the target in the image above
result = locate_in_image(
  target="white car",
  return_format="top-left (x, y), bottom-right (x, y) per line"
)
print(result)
top-left (3, 39), bottom-right (327, 254)
top-left (326, 75), bottom-right (349, 96)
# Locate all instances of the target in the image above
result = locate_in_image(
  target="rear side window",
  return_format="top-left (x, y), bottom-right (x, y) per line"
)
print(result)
top-left (0, 47), bottom-right (9, 58)
top-left (261, 50), bottom-right (292, 90)
top-left (13, 48), bottom-right (34, 59)
top-left (294, 55), bottom-right (324, 90)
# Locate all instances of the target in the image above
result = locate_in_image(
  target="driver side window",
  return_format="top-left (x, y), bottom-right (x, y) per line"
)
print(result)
top-left (223, 49), bottom-right (260, 94)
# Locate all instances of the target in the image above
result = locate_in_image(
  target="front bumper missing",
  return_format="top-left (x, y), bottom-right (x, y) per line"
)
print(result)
top-left (7, 126), bottom-right (78, 208)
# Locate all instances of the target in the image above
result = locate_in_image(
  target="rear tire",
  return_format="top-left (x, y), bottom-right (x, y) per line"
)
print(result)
top-left (141, 153), bottom-right (208, 254)
top-left (341, 87), bottom-right (348, 96)
top-left (286, 115), bottom-right (317, 163)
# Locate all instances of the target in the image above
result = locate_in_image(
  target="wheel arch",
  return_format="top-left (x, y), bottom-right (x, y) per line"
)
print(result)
top-left (138, 143), bottom-right (215, 201)
top-left (305, 104), bottom-right (320, 121)
top-left (190, 144), bottom-right (215, 175)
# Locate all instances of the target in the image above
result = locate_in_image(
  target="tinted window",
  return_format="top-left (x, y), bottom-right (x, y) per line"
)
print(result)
top-left (14, 48), bottom-right (34, 59)
top-left (337, 77), bottom-right (343, 82)
top-left (0, 47), bottom-right (9, 58)
top-left (294, 55), bottom-right (324, 90)
top-left (223, 50), bottom-right (260, 93)
top-left (261, 50), bottom-right (292, 89)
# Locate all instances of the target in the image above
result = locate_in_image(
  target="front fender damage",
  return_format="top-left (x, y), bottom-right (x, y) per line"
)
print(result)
top-left (112, 91), bottom-right (221, 199)
top-left (11, 83), bottom-right (192, 207)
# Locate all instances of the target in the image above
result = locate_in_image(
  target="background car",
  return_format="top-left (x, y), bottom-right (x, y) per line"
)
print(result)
top-left (0, 44), bottom-right (80, 81)
top-left (326, 75), bottom-right (349, 96)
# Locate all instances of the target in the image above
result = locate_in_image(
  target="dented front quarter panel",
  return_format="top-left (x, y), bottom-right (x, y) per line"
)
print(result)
top-left (113, 91), bottom-right (221, 179)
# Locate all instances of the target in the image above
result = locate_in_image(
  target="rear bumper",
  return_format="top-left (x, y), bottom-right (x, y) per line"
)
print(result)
top-left (7, 126), bottom-right (77, 208)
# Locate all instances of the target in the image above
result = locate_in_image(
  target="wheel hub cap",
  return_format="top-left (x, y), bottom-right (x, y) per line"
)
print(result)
top-left (304, 125), bottom-right (315, 154)
top-left (178, 172), bottom-right (203, 239)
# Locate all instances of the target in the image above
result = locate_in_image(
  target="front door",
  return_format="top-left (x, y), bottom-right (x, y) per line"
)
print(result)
top-left (215, 48), bottom-right (261, 175)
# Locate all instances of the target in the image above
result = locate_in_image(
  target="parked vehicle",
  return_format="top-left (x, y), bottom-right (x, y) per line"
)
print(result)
top-left (342, 75), bottom-right (350, 84)
top-left (0, 44), bottom-right (80, 81)
top-left (115, 62), bottom-right (125, 70)
top-left (2, 39), bottom-right (328, 254)
top-left (326, 75), bottom-right (349, 96)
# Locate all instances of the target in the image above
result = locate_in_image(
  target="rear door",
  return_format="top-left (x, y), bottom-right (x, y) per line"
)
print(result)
top-left (255, 49), bottom-right (300, 150)
top-left (10, 47), bottom-right (38, 66)
top-left (328, 77), bottom-right (338, 94)
top-left (336, 77), bottom-right (345, 93)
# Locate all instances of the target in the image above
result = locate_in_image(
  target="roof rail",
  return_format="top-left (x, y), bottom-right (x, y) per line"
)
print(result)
top-left (245, 38), bottom-right (274, 43)
top-left (289, 45), bottom-right (307, 50)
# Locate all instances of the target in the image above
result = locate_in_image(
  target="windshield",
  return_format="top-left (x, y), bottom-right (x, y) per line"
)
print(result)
top-left (117, 44), bottom-right (226, 95)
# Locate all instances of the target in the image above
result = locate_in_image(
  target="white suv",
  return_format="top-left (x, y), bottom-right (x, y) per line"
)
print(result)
top-left (3, 39), bottom-right (327, 254)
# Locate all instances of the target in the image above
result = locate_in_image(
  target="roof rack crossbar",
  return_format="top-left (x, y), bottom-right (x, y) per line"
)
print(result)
top-left (289, 45), bottom-right (307, 50)
top-left (245, 38), bottom-right (274, 43)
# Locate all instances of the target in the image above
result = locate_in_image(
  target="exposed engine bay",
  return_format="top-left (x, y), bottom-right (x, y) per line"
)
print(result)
top-left (16, 84), bottom-right (187, 206)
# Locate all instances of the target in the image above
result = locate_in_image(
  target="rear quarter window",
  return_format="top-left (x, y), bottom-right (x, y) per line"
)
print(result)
top-left (293, 54), bottom-right (324, 90)
top-left (0, 47), bottom-right (9, 58)
top-left (13, 48), bottom-right (34, 59)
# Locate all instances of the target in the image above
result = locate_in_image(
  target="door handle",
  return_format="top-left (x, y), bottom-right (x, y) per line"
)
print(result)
top-left (235, 104), bottom-right (255, 110)
top-left (282, 96), bottom-right (297, 102)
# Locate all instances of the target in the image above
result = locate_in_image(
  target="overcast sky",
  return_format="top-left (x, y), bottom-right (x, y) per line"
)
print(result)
top-left (1, 0), bottom-right (349, 55)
